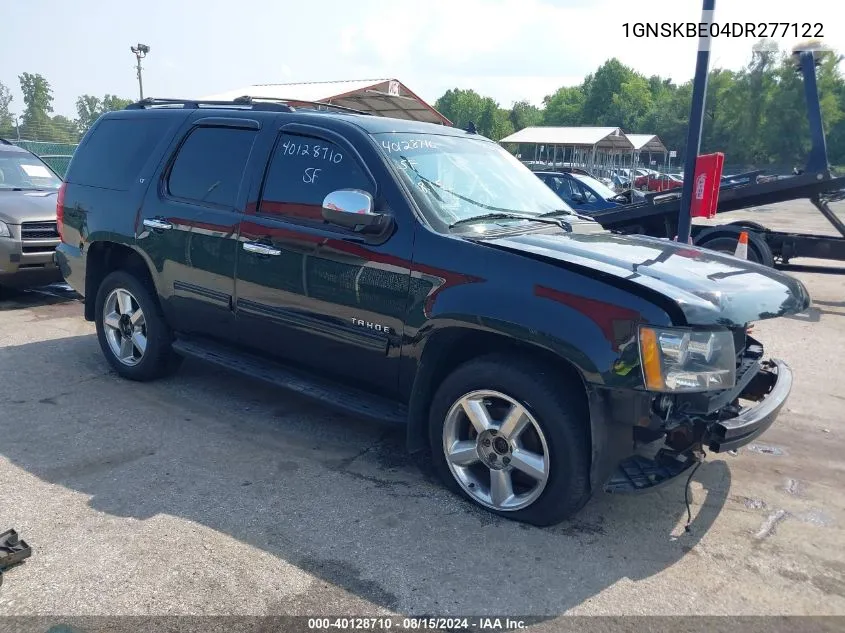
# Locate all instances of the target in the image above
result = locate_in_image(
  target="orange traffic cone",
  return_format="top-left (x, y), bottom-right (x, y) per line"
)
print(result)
top-left (734, 231), bottom-right (748, 259)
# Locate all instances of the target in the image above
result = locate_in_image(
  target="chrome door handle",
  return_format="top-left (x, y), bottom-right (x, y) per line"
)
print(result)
top-left (143, 218), bottom-right (173, 230)
top-left (243, 241), bottom-right (281, 256)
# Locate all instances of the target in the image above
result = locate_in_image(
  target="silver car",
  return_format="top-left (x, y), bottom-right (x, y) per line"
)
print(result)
top-left (0, 141), bottom-right (63, 289)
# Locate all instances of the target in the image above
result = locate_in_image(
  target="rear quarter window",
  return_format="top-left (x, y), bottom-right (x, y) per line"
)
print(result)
top-left (65, 117), bottom-right (172, 190)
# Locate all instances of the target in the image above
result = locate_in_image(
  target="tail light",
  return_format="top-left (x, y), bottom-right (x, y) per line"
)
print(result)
top-left (56, 181), bottom-right (67, 242)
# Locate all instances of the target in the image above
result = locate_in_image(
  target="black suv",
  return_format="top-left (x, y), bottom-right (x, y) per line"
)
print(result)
top-left (55, 98), bottom-right (811, 526)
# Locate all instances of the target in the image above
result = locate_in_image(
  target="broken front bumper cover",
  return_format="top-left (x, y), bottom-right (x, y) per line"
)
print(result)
top-left (604, 359), bottom-right (792, 494)
top-left (706, 359), bottom-right (792, 453)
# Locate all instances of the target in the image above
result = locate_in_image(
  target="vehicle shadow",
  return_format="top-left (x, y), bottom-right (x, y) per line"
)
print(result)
top-left (785, 299), bottom-right (845, 323)
top-left (0, 283), bottom-right (81, 311)
top-left (0, 334), bottom-right (731, 619)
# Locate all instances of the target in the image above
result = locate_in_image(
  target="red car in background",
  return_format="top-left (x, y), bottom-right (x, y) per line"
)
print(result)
top-left (635, 172), bottom-right (683, 192)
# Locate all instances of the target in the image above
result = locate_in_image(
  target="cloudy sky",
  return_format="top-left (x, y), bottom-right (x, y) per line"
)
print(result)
top-left (1, 0), bottom-right (839, 119)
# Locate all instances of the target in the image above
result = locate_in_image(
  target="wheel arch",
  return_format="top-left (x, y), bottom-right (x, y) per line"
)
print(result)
top-left (84, 241), bottom-right (160, 321)
top-left (406, 326), bottom-right (591, 454)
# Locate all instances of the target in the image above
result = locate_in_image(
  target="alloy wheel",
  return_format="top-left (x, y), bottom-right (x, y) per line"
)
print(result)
top-left (442, 389), bottom-right (550, 511)
top-left (103, 287), bottom-right (147, 366)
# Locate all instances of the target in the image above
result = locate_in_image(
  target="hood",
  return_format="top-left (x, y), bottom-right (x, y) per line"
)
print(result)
top-left (483, 230), bottom-right (811, 327)
top-left (0, 190), bottom-right (58, 224)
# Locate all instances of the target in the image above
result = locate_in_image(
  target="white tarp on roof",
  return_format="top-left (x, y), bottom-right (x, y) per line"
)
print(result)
top-left (626, 134), bottom-right (668, 153)
top-left (199, 79), bottom-right (451, 125)
top-left (499, 126), bottom-right (633, 149)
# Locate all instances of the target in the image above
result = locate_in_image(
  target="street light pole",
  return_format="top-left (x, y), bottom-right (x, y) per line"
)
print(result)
top-left (676, 0), bottom-right (715, 244)
top-left (130, 43), bottom-right (150, 101)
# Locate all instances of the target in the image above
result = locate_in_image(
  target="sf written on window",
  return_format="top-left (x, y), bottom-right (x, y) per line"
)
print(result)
top-left (259, 134), bottom-right (373, 223)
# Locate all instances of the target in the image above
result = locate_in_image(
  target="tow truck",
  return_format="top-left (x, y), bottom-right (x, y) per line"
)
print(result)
top-left (585, 46), bottom-right (845, 269)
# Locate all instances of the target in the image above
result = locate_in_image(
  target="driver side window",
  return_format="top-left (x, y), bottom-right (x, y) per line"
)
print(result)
top-left (258, 132), bottom-right (374, 225)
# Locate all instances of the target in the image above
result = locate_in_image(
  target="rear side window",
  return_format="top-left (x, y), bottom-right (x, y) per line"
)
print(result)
top-left (65, 118), bottom-right (171, 190)
top-left (167, 127), bottom-right (256, 208)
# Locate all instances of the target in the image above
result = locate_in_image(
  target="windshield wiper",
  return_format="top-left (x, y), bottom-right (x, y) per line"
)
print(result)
top-left (449, 212), bottom-right (570, 230)
top-left (538, 208), bottom-right (594, 222)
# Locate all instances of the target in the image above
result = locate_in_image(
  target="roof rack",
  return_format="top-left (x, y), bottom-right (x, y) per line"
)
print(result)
top-left (241, 96), bottom-right (372, 116)
top-left (123, 96), bottom-right (371, 116)
top-left (124, 97), bottom-right (294, 112)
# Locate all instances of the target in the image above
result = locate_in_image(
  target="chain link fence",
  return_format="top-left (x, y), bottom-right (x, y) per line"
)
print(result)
top-left (11, 140), bottom-right (79, 177)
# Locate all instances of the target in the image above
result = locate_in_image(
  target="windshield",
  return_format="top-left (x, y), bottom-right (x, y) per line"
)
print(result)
top-left (371, 132), bottom-right (573, 228)
top-left (573, 174), bottom-right (618, 200)
top-left (0, 152), bottom-right (62, 190)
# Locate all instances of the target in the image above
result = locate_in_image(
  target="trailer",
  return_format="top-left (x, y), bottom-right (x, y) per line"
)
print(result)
top-left (586, 47), bottom-right (845, 269)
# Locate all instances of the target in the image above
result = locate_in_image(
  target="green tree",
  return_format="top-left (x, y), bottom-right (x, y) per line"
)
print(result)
top-left (434, 88), bottom-right (514, 140)
top-left (821, 51), bottom-right (845, 166)
top-left (581, 58), bottom-right (637, 125)
top-left (75, 94), bottom-right (102, 133)
top-left (0, 81), bottom-right (14, 138)
top-left (76, 94), bottom-right (133, 134)
top-left (19, 72), bottom-right (54, 139)
top-left (102, 94), bottom-right (132, 112)
top-left (509, 100), bottom-right (542, 131)
top-left (608, 75), bottom-right (653, 131)
top-left (433, 42), bottom-right (845, 169)
top-left (542, 86), bottom-right (585, 125)
top-left (49, 115), bottom-right (80, 143)
top-left (760, 55), bottom-right (808, 165)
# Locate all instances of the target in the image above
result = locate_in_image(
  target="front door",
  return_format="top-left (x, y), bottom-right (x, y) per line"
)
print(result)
top-left (138, 117), bottom-right (260, 339)
top-left (234, 124), bottom-right (412, 397)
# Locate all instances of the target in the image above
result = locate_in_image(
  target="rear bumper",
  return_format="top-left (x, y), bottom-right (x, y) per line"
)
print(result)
top-left (54, 242), bottom-right (86, 297)
top-left (0, 235), bottom-right (63, 288)
top-left (706, 359), bottom-right (792, 452)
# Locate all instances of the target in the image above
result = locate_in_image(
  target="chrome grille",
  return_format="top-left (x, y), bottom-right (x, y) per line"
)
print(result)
top-left (21, 221), bottom-right (59, 240)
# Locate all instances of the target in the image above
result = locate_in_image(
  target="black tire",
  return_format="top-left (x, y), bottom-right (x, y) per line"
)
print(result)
top-left (428, 354), bottom-right (591, 526)
top-left (94, 270), bottom-right (182, 381)
top-left (696, 231), bottom-right (775, 267)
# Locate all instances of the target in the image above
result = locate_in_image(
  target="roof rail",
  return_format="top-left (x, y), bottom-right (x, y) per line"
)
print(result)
top-left (0, 138), bottom-right (15, 145)
top-left (123, 96), bottom-right (371, 116)
top-left (240, 96), bottom-right (372, 115)
top-left (124, 97), bottom-right (295, 112)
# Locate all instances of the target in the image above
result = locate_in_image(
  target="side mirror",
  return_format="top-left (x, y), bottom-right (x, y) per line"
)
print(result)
top-left (321, 189), bottom-right (389, 233)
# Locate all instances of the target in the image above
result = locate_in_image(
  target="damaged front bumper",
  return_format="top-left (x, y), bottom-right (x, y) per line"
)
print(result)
top-left (597, 344), bottom-right (793, 494)
top-left (706, 359), bottom-right (791, 452)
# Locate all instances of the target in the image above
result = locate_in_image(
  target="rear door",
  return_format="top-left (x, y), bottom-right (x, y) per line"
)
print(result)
top-left (137, 116), bottom-right (261, 339)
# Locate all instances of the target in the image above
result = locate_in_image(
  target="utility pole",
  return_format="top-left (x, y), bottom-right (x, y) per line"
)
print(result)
top-left (676, 0), bottom-right (714, 244)
top-left (130, 43), bottom-right (150, 100)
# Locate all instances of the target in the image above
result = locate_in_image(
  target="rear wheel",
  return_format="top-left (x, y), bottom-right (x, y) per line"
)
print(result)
top-left (428, 355), bottom-right (591, 526)
top-left (95, 270), bottom-right (182, 381)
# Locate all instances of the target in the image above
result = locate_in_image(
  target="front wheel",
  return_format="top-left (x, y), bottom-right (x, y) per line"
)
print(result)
top-left (428, 355), bottom-right (591, 526)
top-left (94, 270), bottom-right (182, 381)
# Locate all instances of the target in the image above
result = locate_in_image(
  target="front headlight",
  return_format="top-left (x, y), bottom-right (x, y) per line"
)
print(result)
top-left (638, 325), bottom-right (736, 392)
top-left (0, 221), bottom-right (10, 238)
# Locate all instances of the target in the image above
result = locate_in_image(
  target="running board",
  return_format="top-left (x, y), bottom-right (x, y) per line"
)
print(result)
top-left (171, 336), bottom-right (408, 426)
top-left (603, 449), bottom-right (699, 494)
